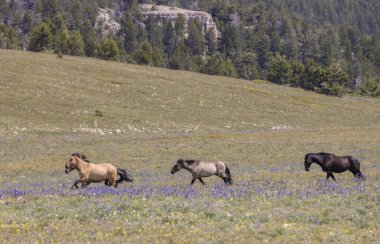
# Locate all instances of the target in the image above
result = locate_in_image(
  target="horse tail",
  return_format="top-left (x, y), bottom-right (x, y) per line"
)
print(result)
top-left (225, 166), bottom-right (233, 185)
top-left (116, 168), bottom-right (133, 183)
top-left (351, 157), bottom-right (366, 180)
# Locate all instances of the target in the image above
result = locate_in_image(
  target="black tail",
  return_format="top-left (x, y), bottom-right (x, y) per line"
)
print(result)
top-left (351, 158), bottom-right (366, 181)
top-left (116, 168), bottom-right (133, 183)
top-left (225, 167), bottom-right (233, 185)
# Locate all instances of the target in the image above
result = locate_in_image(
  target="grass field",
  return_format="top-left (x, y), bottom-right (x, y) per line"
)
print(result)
top-left (0, 50), bottom-right (379, 243)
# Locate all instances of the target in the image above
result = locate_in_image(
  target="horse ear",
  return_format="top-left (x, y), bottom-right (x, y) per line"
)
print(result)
top-left (73, 155), bottom-right (79, 164)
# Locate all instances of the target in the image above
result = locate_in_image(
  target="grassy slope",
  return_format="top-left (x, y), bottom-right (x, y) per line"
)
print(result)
top-left (0, 50), bottom-right (379, 242)
top-left (1, 50), bottom-right (379, 135)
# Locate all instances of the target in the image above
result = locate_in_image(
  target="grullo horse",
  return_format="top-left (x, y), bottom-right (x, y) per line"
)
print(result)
top-left (171, 159), bottom-right (233, 185)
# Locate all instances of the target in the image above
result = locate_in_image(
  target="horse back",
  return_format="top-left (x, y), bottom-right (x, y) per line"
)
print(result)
top-left (88, 162), bottom-right (117, 177)
top-left (197, 161), bottom-right (225, 176)
top-left (330, 155), bottom-right (360, 172)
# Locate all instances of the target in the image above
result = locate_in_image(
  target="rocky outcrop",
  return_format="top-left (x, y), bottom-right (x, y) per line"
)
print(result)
top-left (94, 8), bottom-right (121, 38)
top-left (140, 4), bottom-right (220, 38)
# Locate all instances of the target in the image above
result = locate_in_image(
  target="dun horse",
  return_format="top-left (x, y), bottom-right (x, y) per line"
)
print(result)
top-left (304, 152), bottom-right (365, 181)
top-left (171, 159), bottom-right (233, 185)
top-left (65, 153), bottom-right (133, 189)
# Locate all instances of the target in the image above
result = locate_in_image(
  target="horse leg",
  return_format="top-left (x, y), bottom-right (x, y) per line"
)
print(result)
top-left (190, 177), bottom-right (197, 185)
top-left (326, 172), bottom-right (331, 181)
top-left (80, 178), bottom-right (89, 188)
top-left (198, 177), bottom-right (206, 185)
top-left (330, 172), bottom-right (336, 181)
top-left (108, 178), bottom-right (117, 188)
top-left (71, 179), bottom-right (81, 189)
top-left (104, 179), bottom-right (111, 186)
top-left (349, 168), bottom-right (365, 180)
top-left (222, 177), bottom-right (228, 184)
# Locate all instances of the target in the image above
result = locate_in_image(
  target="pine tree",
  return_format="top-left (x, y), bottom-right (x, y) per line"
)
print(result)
top-left (81, 19), bottom-right (98, 57)
top-left (267, 54), bottom-right (292, 85)
top-left (201, 54), bottom-right (238, 77)
top-left (174, 14), bottom-right (186, 46)
top-left (97, 38), bottom-right (119, 60)
top-left (185, 19), bottom-right (204, 56)
top-left (163, 19), bottom-right (176, 55)
top-left (49, 15), bottom-right (69, 54)
top-left (67, 31), bottom-right (84, 56)
top-left (145, 15), bottom-right (164, 50)
top-left (168, 42), bottom-right (196, 71)
top-left (29, 22), bottom-right (52, 52)
top-left (120, 12), bottom-right (137, 53)
top-left (0, 24), bottom-right (20, 49)
top-left (133, 41), bottom-right (153, 65)
top-left (205, 27), bottom-right (217, 56)
top-left (221, 24), bottom-right (242, 57)
top-left (21, 12), bottom-right (34, 34)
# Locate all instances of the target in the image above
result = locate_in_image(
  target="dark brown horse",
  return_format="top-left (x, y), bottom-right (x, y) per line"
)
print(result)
top-left (171, 159), bottom-right (233, 185)
top-left (304, 152), bottom-right (365, 181)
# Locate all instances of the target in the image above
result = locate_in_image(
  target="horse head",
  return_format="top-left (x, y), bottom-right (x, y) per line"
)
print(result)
top-left (171, 159), bottom-right (184, 174)
top-left (304, 154), bottom-right (313, 171)
top-left (65, 155), bottom-right (79, 173)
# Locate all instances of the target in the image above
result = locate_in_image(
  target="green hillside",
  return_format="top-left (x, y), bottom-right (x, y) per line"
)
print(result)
top-left (0, 50), bottom-right (379, 242)
top-left (1, 50), bottom-right (379, 137)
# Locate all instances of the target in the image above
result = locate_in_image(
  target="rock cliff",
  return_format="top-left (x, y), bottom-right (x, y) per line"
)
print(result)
top-left (140, 4), bottom-right (219, 38)
top-left (94, 8), bottom-right (121, 38)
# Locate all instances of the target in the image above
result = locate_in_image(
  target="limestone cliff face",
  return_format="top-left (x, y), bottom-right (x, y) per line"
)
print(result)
top-left (94, 8), bottom-right (121, 38)
top-left (140, 4), bottom-right (220, 38)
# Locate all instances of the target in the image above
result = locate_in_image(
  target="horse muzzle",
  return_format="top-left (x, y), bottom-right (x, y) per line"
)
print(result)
top-left (170, 170), bottom-right (175, 174)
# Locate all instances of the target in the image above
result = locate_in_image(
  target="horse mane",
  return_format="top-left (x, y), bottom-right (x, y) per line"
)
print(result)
top-left (306, 152), bottom-right (335, 157)
top-left (184, 159), bottom-right (197, 165)
top-left (71, 153), bottom-right (91, 162)
top-left (317, 152), bottom-right (336, 156)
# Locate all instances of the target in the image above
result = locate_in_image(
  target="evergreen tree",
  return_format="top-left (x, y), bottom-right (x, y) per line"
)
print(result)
top-left (29, 22), bottom-right (52, 52)
top-left (204, 27), bottom-right (217, 56)
top-left (201, 54), bottom-right (238, 77)
top-left (0, 24), bottom-right (20, 49)
top-left (174, 14), bottom-right (186, 46)
top-left (120, 11), bottom-right (137, 53)
top-left (282, 17), bottom-right (299, 59)
top-left (168, 42), bottom-right (196, 71)
top-left (67, 31), bottom-right (84, 56)
top-left (40, 0), bottom-right (58, 17)
top-left (49, 15), bottom-right (69, 54)
top-left (267, 54), bottom-right (292, 85)
top-left (21, 12), bottom-right (33, 34)
top-left (81, 19), bottom-right (98, 57)
top-left (162, 20), bottom-right (176, 55)
top-left (152, 47), bottom-right (166, 67)
top-left (319, 29), bottom-right (338, 66)
top-left (145, 15), bottom-right (164, 50)
top-left (97, 38), bottom-right (119, 60)
top-left (133, 41), bottom-right (153, 65)
top-left (221, 24), bottom-right (241, 57)
top-left (185, 19), bottom-right (204, 56)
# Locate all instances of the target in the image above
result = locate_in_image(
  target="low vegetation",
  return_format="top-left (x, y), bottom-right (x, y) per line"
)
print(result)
top-left (0, 50), bottom-right (379, 242)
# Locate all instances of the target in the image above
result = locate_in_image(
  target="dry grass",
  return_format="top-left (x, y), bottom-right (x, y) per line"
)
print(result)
top-left (0, 50), bottom-right (379, 243)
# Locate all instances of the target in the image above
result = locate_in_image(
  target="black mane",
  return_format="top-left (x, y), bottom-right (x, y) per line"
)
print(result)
top-left (184, 159), bottom-right (197, 165)
top-left (317, 152), bottom-right (336, 156)
top-left (72, 153), bottom-right (91, 162)
top-left (305, 152), bottom-right (335, 158)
